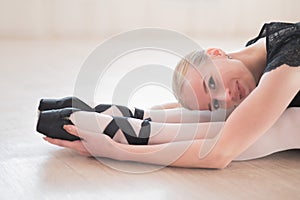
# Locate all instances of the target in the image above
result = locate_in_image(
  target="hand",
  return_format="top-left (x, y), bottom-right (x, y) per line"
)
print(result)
top-left (43, 125), bottom-right (115, 158)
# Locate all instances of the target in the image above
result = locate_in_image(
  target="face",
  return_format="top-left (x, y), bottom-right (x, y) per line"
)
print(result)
top-left (180, 49), bottom-right (256, 111)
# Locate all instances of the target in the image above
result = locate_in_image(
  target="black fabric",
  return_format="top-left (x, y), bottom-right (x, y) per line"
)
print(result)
top-left (39, 96), bottom-right (144, 119)
top-left (36, 108), bottom-right (81, 141)
top-left (134, 108), bottom-right (144, 119)
top-left (37, 97), bottom-right (150, 143)
top-left (38, 96), bottom-right (93, 112)
top-left (138, 120), bottom-right (151, 144)
top-left (36, 105), bottom-right (151, 144)
top-left (94, 104), bottom-right (111, 113)
top-left (246, 22), bottom-right (300, 108)
top-left (94, 104), bottom-right (144, 119)
top-left (115, 105), bottom-right (134, 118)
top-left (103, 117), bottom-right (151, 145)
top-left (103, 119), bottom-right (120, 138)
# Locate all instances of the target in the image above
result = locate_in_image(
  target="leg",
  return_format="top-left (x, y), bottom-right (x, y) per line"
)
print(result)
top-left (69, 111), bottom-right (224, 145)
top-left (38, 96), bottom-right (221, 123)
top-left (38, 96), bottom-right (146, 119)
top-left (36, 108), bottom-right (152, 145)
top-left (69, 111), bottom-right (151, 145)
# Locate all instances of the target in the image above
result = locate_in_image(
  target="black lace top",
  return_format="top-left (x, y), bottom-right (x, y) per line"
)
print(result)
top-left (246, 22), bottom-right (300, 107)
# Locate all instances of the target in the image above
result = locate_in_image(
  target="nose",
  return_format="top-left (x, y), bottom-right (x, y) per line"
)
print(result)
top-left (218, 88), bottom-right (235, 108)
top-left (225, 88), bottom-right (234, 107)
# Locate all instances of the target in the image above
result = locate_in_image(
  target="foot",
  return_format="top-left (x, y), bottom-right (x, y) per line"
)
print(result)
top-left (38, 96), bottom-right (93, 112)
top-left (36, 108), bottom-right (81, 141)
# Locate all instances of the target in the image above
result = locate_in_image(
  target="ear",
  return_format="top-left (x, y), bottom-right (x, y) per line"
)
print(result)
top-left (206, 48), bottom-right (226, 57)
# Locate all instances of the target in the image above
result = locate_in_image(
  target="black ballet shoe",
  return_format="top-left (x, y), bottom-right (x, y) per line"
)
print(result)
top-left (38, 96), bottom-right (93, 112)
top-left (36, 108), bottom-right (81, 141)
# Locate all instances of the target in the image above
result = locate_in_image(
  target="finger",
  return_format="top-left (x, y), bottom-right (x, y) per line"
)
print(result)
top-left (43, 137), bottom-right (83, 151)
top-left (78, 150), bottom-right (92, 157)
top-left (63, 125), bottom-right (80, 137)
top-left (43, 137), bottom-right (92, 156)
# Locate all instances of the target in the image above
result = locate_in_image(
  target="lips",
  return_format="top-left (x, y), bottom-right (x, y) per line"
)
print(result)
top-left (236, 80), bottom-right (246, 100)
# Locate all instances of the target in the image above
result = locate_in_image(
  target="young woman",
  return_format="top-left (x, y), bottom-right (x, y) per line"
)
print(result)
top-left (39, 22), bottom-right (300, 168)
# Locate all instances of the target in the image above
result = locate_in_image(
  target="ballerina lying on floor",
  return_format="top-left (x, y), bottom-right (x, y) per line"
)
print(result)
top-left (37, 21), bottom-right (300, 168)
top-left (37, 96), bottom-right (300, 166)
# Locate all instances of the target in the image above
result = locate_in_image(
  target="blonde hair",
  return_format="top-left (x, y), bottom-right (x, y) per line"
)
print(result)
top-left (172, 50), bottom-right (209, 107)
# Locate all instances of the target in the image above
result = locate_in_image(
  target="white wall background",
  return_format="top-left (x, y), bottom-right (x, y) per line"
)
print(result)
top-left (0, 0), bottom-right (299, 39)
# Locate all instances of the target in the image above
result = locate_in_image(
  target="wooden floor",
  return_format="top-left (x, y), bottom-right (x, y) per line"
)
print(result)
top-left (0, 39), bottom-right (299, 200)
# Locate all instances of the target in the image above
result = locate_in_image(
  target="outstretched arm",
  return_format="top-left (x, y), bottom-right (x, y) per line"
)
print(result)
top-left (44, 106), bottom-right (300, 168)
top-left (44, 127), bottom-right (224, 168)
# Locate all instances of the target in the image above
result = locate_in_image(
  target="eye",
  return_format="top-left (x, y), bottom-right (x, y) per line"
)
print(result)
top-left (212, 99), bottom-right (220, 110)
top-left (208, 76), bottom-right (216, 90)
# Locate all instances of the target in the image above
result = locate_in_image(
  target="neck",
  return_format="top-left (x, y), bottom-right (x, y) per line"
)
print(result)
top-left (228, 38), bottom-right (267, 84)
